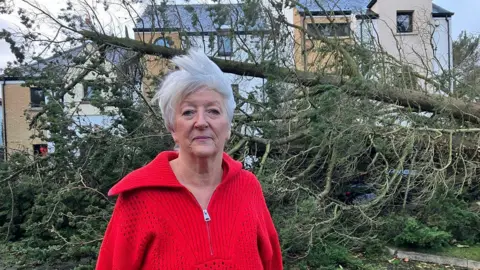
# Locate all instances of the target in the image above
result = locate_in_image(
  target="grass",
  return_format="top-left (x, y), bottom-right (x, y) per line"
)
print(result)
top-left (361, 254), bottom-right (469, 270)
top-left (395, 244), bottom-right (480, 263)
top-left (434, 245), bottom-right (480, 261)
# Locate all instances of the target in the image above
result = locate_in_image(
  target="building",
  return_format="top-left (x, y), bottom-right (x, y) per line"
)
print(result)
top-left (0, 91), bottom-right (4, 160)
top-left (1, 76), bottom-right (49, 158)
top-left (0, 3), bottom-right (272, 159)
top-left (288, 0), bottom-right (454, 88)
top-left (133, 3), bottom-right (272, 106)
top-left (0, 44), bottom-right (128, 159)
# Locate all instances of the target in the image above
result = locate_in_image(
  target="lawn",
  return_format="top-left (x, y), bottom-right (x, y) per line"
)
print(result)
top-left (434, 245), bottom-right (480, 261)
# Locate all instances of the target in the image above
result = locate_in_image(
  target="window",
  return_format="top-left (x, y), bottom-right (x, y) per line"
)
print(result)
top-left (308, 23), bottom-right (351, 38)
top-left (154, 37), bottom-right (171, 47)
top-left (397, 11), bottom-right (413, 33)
top-left (217, 35), bottom-right (232, 56)
top-left (33, 144), bottom-right (48, 156)
top-left (30, 87), bottom-right (45, 108)
top-left (83, 82), bottom-right (94, 101)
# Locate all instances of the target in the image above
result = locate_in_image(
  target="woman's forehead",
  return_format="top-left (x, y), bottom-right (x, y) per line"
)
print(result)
top-left (180, 100), bottom-right (222, 107)
top-left (180, 89), bottom-right (224, 105)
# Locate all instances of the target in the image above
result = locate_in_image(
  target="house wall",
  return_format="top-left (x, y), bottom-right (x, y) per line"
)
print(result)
top-left (369, 0), bottom-right (435, 73)
top-left (292, 8), bottom-right (357, 72)
top-left (3, 81), bottom-right (46, 156)
top-left (135, 31), bottom-right (182, 97)
top-left (431, 17), bottom-right (453, 77)
top-left (292, 7), bottom-right (304, 70)
top-left (63, 46), bottom-right (104, 116)
top-left (61, 44), bottom-right (121, 126)
top-left (134, 30), bottom-right (268, 107)
top-left (190, 34), bottom-right (267, 105)
top-left (64, 67), bottom-right (119, 116)
top-left (353, 17), bottom-right (380, 47)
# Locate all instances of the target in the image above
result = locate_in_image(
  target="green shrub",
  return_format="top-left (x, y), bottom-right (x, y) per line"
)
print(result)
top-left (295, 243), bottom-right (364, 270)
top-left (362, 238), bottom-right (387, 258)
top-left (421, 196), bottom-right (480, 245)
top-left (392, 217), bottom-right (452, 249)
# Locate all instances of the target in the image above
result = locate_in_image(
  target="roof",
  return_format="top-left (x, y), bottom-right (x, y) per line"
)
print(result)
top-left (34, 44), bottom-right (130, 71)
top-left (31, 45), bottom-right (87, 74)
top-left (134, 3), bottom-right (269, 33)
top-left (301, 0), bottom-right (453, 18)
top-left (432, 3), bottom-right (454, 17)
top-left (297, 0), bottom-right (372, 14)
top-left (2, 44), bottom-right (135, 79)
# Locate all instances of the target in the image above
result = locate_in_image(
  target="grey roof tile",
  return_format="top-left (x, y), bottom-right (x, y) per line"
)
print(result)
top-left (297, 0), bottom-right (371, 13)
top-left (432, 3), bottom-right (454, 16)
top-left (134, 3), bottom-right (268, 32)
top-left (21, 44), bottom-right (131, 77)
top-left (298, 0), bottom-right (453, 17)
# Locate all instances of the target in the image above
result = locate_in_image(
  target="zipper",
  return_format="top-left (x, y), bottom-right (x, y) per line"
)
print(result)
top-left (203, 209), bottom-right (213, 255)
top-left (184, 188), bottom-right (218, 256)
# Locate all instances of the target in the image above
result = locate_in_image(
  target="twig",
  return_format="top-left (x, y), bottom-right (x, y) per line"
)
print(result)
top-left (228, 138), bottom-right (247, 156)
top-left (233, 129), bottom-right (309, 145)
top-left (45, 200), bottom-right (62, 224)
top-left (0, 158), bottom-right (45, 184)
top-left (258, 143), bottom-right (271, 175)
top-left (28, 45), bottom-right (108, 128)
top-left (50, 225), bottom-right (69, 244)
top-left (433, 132), bottom-right (453, 171)
top-left (287, 145), bottom-right (325, 182)
top-left (416, 127), bottom-right (480, 133)
top-left (319, 147), bottom-right (337, 199)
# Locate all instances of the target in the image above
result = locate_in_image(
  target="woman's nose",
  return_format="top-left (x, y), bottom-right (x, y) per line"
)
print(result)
top-left (194, 112), bottom-right (208, 129)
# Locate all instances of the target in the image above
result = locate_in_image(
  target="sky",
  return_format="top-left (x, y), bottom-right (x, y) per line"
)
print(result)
top-left (433, 0), bottom-right (480, 37)
top-left (0, 0), bottom-right (138, 70)
top-left (1, 0), bottom-right (480, 69)
top-left (0, 18), bottom-right (17, 70)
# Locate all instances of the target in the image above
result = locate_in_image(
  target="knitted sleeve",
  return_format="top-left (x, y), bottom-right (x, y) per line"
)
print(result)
top-left (96, 193), bottom-right (153, 270)
top-left (260, 196), bottom-right (283, 270)
top-left (252, 174), bottom-right (283, 270)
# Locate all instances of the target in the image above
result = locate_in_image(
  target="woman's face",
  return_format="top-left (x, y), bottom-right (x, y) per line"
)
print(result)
top-left (171, 88), bottom-right (230, 158)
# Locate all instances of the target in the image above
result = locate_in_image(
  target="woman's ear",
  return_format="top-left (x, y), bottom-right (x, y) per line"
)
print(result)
top-left (169, 127), bottom-right (178, 143)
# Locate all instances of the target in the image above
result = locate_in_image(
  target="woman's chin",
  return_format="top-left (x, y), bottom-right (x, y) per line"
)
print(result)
top-left (189, 146), bottom-right (219, 158)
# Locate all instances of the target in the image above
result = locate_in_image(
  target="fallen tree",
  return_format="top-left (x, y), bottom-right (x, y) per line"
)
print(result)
top-left (80, 30), bottom-right (480, 125)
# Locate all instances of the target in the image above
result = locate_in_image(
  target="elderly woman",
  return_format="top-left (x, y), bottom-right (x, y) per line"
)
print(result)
top-left (96, 50), bottom-right (283, 269)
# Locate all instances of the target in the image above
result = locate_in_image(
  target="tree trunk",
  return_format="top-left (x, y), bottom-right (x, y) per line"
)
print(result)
top-left (80, 30), bottom-right (480, 125)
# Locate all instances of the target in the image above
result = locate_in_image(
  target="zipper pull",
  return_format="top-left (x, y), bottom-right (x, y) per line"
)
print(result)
top-left (203, 209), bottom-right (211, 222)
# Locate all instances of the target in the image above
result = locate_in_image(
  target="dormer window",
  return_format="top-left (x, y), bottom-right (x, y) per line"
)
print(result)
top-left (308, 23), bottom-right (351, 38)
top-left (397, 11), bottom-right (413, 33)
top-left (217, 35), bottom-right (233, 56)
top-left (217, 25), bottom-right (233, 57)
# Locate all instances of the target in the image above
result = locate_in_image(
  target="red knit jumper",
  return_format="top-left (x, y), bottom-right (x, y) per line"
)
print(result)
top-left (96, 151), bottom-right (283, 270)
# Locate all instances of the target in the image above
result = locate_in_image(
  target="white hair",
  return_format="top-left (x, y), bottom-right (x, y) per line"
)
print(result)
top-left (154, 49), bottom-right (236, 131)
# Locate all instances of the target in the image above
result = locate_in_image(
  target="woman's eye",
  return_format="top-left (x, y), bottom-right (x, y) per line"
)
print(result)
top-left (182, 110), bottom-right (194, 116)
top-left (208, 109), bottom-right (220, 115)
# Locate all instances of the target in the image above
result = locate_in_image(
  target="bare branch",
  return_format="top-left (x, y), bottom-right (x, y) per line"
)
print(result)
top-left (233, 129), bottom-right (309, 145)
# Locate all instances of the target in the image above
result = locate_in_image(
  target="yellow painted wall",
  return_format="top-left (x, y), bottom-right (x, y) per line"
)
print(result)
top-left (293, 8), bottom-right (353, 73)
top-left (135, 32), bottom-right (182, 98)
top-left (3, 83), bottom-right (46, 156)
